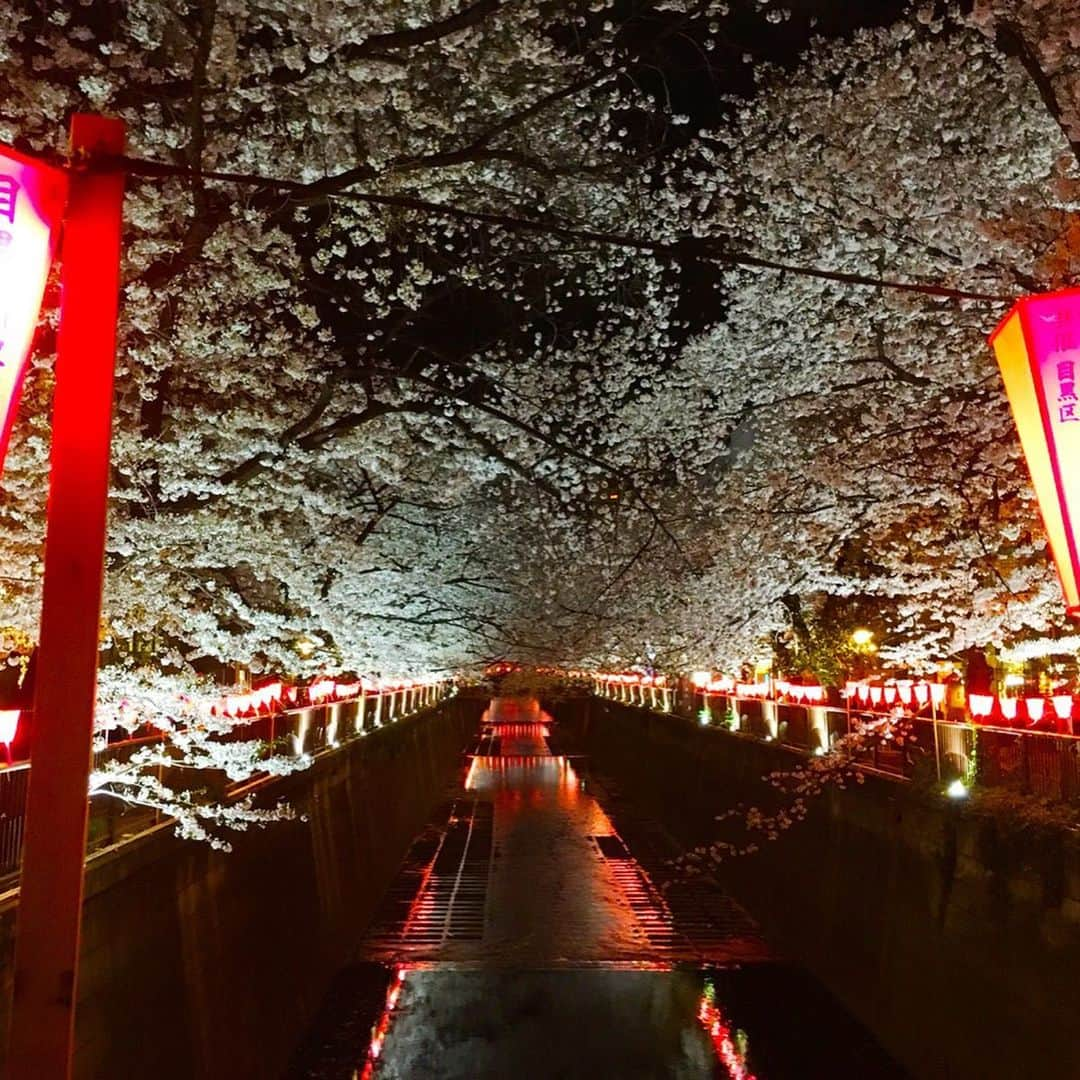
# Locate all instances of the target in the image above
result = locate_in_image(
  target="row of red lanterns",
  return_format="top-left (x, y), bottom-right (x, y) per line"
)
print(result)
top-left (846, 680), bottom-right (945, 710)
top-left (594, 673), bottom-right (669, 687)
top-left (967, 692), bottom-right (1073, 723)
top-left (215, 675), bottom-right (444, 718)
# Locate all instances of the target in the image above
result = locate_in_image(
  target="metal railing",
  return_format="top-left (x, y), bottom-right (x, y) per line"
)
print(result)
top-left (593, 680), bottom-right (1080, 802)
top-left (0, 680), bottom-right (454, 885)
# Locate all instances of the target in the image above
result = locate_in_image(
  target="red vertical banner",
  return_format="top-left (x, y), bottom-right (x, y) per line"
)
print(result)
top-left (8, 115), bottom-right (125, 1079)
top-left (0, 146), bottom-right (67, 472)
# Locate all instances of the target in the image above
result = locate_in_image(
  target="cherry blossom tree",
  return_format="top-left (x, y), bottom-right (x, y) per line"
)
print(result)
top-left (0, 0), bottom-right (1077, 754)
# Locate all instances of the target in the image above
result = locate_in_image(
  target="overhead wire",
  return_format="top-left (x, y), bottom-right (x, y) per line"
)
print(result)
top-left (58, 151), bottom-right (1013, 306)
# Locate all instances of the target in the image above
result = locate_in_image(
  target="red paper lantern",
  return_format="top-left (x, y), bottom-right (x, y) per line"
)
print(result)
top-left (0, 708), bottom-right (19, 746)
top-left (0, 145), bottom-right (67, 475)
top-left (991, 288), bottom-right (1080, 616)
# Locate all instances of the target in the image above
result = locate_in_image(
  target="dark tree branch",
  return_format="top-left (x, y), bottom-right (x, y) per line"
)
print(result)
top-left (995, 21), bottom-right (1080, 170)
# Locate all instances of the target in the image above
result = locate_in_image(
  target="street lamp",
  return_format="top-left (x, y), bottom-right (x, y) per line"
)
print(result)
top-left (990, 287), bottom-right (1080, 618)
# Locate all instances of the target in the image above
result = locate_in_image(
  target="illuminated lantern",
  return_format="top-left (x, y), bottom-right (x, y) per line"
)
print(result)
top-left (991, 288), bottom-right (1080, 617)
top-left (309, 678), bottom-right (335, 704)
top-left (1052, 694), bottom-right (1073, 721)
top-left (1025, 697), bottom-right (1045, 723)
top-left (929, 683), bottom-right (947, 708)
top-left (897, 683), bottom-right (913, 707)
top-left (869, 686), bottom-right (883, 707)
top-left (1000, 697), bottom-right (1019, 722)
top-left (0, 146), bottom-right (67, 476)
top-left (883, 686), bottom-right (897, 705)
top-left (691, 671), bottom-right (711, 689)
top-left (856, 683), bottom-right (870, 704)
top-left (224, 692), bottom-right (252, 717)
top-left (913, 683), bottom-right (930, 708)
top-left (968, 693), bottom-right (994, 719)
top-left (844, 681), bottom-right (857, 699)
top-left (0, 709), bottom-right (19, 746)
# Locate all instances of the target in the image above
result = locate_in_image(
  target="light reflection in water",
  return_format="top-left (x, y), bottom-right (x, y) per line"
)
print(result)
top-left (355, 966), bottom-right (408, 1080)
top-left (698, 977), bottom-right (757, 1080)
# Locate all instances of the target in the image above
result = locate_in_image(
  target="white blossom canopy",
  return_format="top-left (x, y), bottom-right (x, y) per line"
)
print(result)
top-left (0, 0), bottom-right (1077, 687)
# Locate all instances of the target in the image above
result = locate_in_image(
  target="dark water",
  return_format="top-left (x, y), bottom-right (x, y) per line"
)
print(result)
top-left (288, 699), bottom-right (906, 1079)
top-left (290, 962), bottom-right (906, 1079)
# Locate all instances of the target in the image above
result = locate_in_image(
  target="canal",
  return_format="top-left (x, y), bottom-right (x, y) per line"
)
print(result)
top-left (289, 698), bottom-right (905, 1078)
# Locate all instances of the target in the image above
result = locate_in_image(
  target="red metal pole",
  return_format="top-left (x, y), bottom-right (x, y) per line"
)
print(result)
top-left (8, 114), bottom-right (125, 1080)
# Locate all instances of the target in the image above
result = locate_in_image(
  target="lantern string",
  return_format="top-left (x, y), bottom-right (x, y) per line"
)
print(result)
top-left (27, 145), bottom-right (1014, 304)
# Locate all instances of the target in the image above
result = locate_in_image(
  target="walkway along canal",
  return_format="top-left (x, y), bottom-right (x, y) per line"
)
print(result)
top-left (290, 697), bottom-right (904, 1079)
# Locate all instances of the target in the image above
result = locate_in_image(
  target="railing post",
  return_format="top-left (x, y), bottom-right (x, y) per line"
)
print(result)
top-left (932, 714), bottom-right (942, 784)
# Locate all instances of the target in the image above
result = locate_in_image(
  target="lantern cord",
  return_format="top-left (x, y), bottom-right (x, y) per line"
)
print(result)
top-left (77, 151), bottom-right (1011, 304)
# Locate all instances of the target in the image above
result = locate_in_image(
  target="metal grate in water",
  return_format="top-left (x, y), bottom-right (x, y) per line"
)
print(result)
top-left (361, 797), bottom-right (493, 959)
top-left (593, 833), bottom-right (631, 859)
top-left (470, 728), bottom-right (503, 756)
top-left (593, 831), bottom-right (769, 964)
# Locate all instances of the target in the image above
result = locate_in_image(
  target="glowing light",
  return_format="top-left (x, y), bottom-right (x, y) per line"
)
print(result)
top-left (1052, 694), bottom-right (1073, 721)
top-left (0, 145), bottom-right (67, 476)
top-left (735, 682), bottom-right (769, 698)
top-left (308, 678), bottom-right (335, 704)
top-left (869, 686), bottom-right (883, 707)
top-left (1000, 697), bottom-right (1019, 721)
top-left (851, 627), bottom-right (874, 647)
top-left (883, 686), bottom-right (897, 705)
top-left (947, 779), bottom-right (968, 799)
top-left (897, 682), bottom-right (914, 706)
top-left (913, 683), bottom-right (930, 708)
top-left (1026, 697), bottom-right (1045, 722)
top-left (929, 683), bottom-right (947, 708)
top-left (0, 709), bottom-right (19, 745)
top-left (991, 288), bottom-right (1080, 617)
top-left (223, 692), bottom-right (252, 717)
top-left (697, 980), bottom-right (757, 1080)
top-left (691, 671), bottom-right (711, 689)
top-left (968, 694), bottom-right (994, 718)
top-left (359, 967), bottom-right (410, 1080)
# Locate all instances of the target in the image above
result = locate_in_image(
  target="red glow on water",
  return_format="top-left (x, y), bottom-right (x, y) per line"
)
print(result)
top-left (697, 987), bottom-right (756, 1080)
top-left (359, 966), bottom-right (410, 1079)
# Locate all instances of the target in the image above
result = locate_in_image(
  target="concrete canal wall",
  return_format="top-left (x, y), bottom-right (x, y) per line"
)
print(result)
top-left (0, 694), bottom-right (484, 1079)
top-left (550, 695), bottom-right (1080, 1080)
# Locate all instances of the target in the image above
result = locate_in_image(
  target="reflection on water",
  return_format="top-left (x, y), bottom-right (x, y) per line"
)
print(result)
top-left (698, 977), bottom-right (756, 1080)
top-left (294, 963), bottom-right (906, 1080)
top-left (360, 967), bottom-right (715, 1080)
top-left (288, 698), bottom-right (906, 1079)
